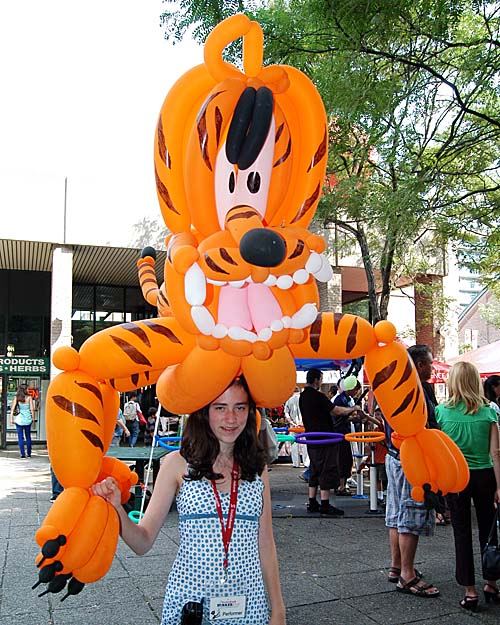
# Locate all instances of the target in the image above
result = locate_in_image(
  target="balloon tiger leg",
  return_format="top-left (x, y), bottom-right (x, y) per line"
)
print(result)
top-left (364, 323), bottom-right (469, 502)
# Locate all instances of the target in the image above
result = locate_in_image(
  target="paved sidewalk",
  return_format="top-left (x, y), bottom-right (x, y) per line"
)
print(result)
top-left (1, 447), bottom-right (499, 625)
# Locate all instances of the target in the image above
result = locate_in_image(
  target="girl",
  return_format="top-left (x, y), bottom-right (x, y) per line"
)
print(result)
top-left (10, 384), bottom-right (34, 458)
top-left (436, 362), bottom-right (500, 611)
top-left (93, 377), bottom-right (286, 625)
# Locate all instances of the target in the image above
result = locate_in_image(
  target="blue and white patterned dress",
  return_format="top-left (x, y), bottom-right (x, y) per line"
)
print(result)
top-left (161, 476), bottom-right (269, 625)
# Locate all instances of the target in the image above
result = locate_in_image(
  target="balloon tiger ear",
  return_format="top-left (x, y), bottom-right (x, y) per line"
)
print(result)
top-left (52, 346), bottom-right (80, 372)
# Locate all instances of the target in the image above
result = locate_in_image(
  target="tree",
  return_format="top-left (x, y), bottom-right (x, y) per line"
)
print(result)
top-left (130, 216), bottom-right (168, 251)
top-left (160, 0), bottom-right (500, 323)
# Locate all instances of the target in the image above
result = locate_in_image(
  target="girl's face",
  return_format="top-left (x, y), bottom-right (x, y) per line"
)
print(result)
top-left (493, 382), bottom-right (500, 398)
top-left (208, 383), bottom-right (249, 448)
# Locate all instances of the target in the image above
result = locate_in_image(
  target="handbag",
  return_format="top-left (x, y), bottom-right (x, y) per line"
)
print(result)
top-left (482, 508), bottom-right (500, 581)
top-left (13, 401), bottom-right (20, 417)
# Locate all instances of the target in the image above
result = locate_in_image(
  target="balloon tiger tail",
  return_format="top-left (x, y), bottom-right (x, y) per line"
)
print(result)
top-left (137, 246), bottom-right (170, 314)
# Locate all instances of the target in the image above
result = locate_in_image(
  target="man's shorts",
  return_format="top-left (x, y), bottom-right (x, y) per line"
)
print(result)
top-left (308, 444), bottom-right (340, 491)
top-left (385, 454), bottom-right (435, 536)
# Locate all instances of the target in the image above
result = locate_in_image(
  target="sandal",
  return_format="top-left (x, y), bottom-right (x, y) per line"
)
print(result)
top-left (388, 567), bottom-right (423, 583)
top-left (336, 488), bottom-right (351, 496)
top-left (460, 595), bottom-right (478, 611)
top-left (396, 576), bottom-right (440, 598)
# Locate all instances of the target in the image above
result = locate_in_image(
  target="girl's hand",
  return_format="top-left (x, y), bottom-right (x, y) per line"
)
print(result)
top-left (269, 611), bottom-right (286, 625)
top-left (92, 477), bottom-right (122, 510)
top-left (494, 488), bottom-right (500, 505)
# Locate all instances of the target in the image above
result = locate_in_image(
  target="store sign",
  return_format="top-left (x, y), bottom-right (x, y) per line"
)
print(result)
top-left (0, 356), bottom-right (49, 374)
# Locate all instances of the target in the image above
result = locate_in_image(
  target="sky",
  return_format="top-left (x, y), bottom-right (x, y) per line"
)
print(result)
top-left (0, 1), bottom-right (203, 247)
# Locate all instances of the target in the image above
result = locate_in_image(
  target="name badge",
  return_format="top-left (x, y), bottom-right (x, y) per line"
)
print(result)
top-left (209, 595), bottom-right (246, 620)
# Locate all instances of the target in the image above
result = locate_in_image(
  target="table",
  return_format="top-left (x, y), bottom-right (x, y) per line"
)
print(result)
top-left (106, 446), bottom-right (170, 488)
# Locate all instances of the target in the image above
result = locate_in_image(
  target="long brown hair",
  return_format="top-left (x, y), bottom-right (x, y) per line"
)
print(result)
top-left (180, 377), bottom-right (267, 481)
top-left (15, 385), bottom-right (29, 402)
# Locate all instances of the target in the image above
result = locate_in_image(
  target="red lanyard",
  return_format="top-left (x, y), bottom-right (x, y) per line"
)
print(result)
top-left (210, 462), bottom-right (239, 573)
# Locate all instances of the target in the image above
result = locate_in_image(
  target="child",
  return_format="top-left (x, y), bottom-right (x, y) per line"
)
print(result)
top-left (144, 407), bottom-right (157, 447)
top-left (93, 377), bottom-right (286, 625)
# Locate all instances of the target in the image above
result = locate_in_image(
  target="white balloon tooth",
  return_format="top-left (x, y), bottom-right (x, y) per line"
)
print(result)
top-left (257, 328), bottom-right (273, 341)
top-left (293, 269), bottom-right (309, 285)
top-left (314, 255), bottom-right (333, 282)
top-left (212, 324), bottom-right (228, 339)
top-left (191, 306), bottom-right (215, 335)
top-left (245, 275), bottom-right (253, 283)
top-left (228, 326), bottom-right (257, 343)
top-left (263, 274), bottom-right (277, 287)
top-left (270, 319), bottom-right (284, 332)
top-left (282, 316), bottom-right (292, 329)
top-left (207, 278), bottom-right (227, 286)
top-left (229, 280), bottom-right (245, 288)
top-left (305, 251), bottom-right (322, 274)
top-left (291, 303), bottom-right (318, 329)
top-left (184, 263), bottom-right (206, 306)
top-left (276, 275), bottom-right (293, 290)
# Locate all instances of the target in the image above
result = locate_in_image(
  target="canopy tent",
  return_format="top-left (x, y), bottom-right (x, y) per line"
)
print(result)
top-left (294, 358), bottom-right (352, 371)
top-left (430, 360), bottom-right (450, 384)
top-left (447, 340), bottom-right (500, 378)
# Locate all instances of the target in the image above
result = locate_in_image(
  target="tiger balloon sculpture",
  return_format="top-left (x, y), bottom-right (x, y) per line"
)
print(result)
top-left (34, 14), bottom-right (468, 598)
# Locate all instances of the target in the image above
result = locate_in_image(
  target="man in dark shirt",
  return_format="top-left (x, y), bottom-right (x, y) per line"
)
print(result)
top-left (384, 344), bottom-right (440, 597)
top-left (299, 368), bottom-right (362, 516)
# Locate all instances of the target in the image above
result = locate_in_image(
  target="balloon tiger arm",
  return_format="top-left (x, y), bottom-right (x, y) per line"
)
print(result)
top-left (33, 488), bottom-right (120, 600)
top-left (166, 231), bottom-right (200, 275)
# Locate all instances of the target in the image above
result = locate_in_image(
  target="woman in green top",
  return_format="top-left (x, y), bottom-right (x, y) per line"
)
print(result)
top-left (436, 361), bottom-right (500, 612)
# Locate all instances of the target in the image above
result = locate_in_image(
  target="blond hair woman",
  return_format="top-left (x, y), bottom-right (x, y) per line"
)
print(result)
top-left (436, 361), bottom-right (500, 611)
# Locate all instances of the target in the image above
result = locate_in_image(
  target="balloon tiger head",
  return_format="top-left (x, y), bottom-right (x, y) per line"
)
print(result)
top-left (144, 13), bottom-right (332, 387)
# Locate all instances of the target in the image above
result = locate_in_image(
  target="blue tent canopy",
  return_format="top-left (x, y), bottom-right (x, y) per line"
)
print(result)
top-left (294, 358), bottom-right (352, 371)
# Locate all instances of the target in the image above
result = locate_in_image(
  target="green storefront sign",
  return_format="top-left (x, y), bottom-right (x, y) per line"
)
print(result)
top-left (0, 356), bottom-right (49, 374)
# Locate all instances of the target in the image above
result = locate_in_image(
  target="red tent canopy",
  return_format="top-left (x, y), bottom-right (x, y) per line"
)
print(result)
top-left (447, 340), bottom-right (500, 379)
top-left (430, 360), bottom-right (450, 384)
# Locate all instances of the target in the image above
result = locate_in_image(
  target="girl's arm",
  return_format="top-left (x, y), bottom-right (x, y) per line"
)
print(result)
top-left (92, 450), bottom-right (185, 555)
top-left (258, 468), bottom-right (286, 625)
top-left (29, 396), bottom-right (35, 417)
top-left (490, 423), bottom-right (500, 504)
top-left (10, 398), bottom-right (17, 422)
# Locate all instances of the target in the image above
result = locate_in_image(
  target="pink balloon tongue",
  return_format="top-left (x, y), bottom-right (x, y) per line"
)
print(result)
top-left (217, 283), bottom-right (283, 332)
top-left (248, 283), bottom-right (282, 332)
top-left (218, 286), bottom-right (252, 329)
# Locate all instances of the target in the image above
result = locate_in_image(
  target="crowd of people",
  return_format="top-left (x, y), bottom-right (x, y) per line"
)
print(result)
top-left (41, 342), bottom-right (499, 621)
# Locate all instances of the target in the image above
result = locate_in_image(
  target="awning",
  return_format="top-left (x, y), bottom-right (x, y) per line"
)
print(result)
top-left (447, 340), bottom-right (500, 378)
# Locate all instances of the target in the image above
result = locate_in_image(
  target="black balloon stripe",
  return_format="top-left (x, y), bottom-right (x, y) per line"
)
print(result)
top-left (394, 359), bottom-right (413, 389)
top-left (122, 323), bottom-right (152, 348)
top-left (81, 430), bottom-right (104, 452)
top-left (142, 321), bottom-right (183, 344)
top-left (74, 382), bottom-right (103, 405)
top-left (52, 396), bottom-right (99, 424)
top-left (372, 361), bottom-right (397, 392)
top-left (392, 389), bottom-right (415, 417)
top-left (109, 335), bottom-right (152, 366)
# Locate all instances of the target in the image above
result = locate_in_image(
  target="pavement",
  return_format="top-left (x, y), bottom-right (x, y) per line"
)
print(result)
top-left (1, 447), bottom-right (499, 625)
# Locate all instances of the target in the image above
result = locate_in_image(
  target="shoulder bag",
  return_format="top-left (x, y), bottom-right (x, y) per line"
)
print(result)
top-left (482, 507), bottom-right (500, 581)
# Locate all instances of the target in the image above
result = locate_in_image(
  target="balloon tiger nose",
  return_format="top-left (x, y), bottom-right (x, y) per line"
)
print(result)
top-left (239, 228), bottom-right (286, 267)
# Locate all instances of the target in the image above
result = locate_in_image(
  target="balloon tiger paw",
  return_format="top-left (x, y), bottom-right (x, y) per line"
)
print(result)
top-left (34, 488), bottom-right (120, 598)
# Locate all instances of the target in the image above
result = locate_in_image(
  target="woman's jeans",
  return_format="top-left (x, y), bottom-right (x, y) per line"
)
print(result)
top-left (15, 423), bottom-right (32, 457)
